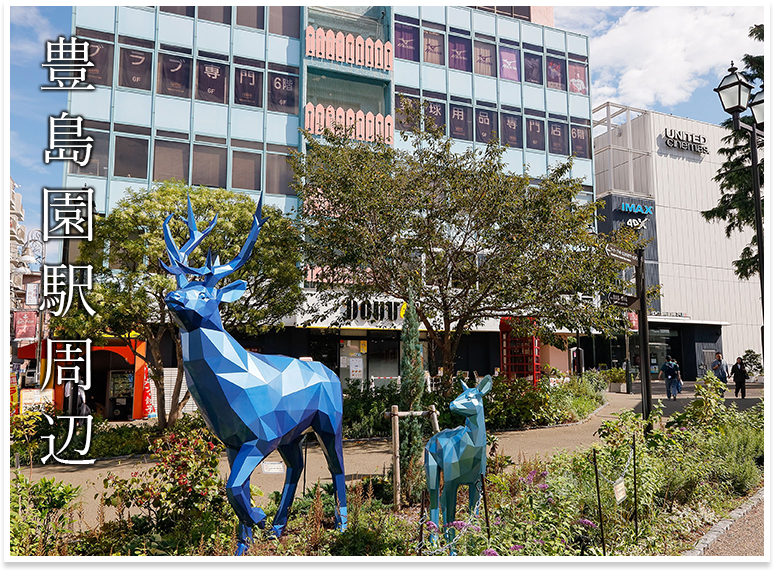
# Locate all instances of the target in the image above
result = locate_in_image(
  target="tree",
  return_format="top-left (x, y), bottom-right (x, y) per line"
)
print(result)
top-left (290, 105), bottom-right (642, 387)
top-left (53, 182), bottom-right (304, 430)
top-left (702, 24), bottom-right (764, 279)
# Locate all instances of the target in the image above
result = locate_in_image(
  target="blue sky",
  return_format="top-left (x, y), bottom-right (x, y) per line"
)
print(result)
top-left (8, 5), bottom-right (765, 233)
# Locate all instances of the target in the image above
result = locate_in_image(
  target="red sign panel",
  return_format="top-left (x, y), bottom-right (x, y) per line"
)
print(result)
top-left (14, 311), bottom-right (37, 340)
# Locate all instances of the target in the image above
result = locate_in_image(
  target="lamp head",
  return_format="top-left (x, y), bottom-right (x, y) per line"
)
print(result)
top-left (714, 62), bottom-right (753, 115)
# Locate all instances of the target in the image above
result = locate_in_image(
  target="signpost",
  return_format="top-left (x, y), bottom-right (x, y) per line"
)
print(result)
top-left (604, 244), bottom-right (651, 421)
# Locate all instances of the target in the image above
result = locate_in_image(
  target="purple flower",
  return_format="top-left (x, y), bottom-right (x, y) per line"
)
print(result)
top-left (446, 520), bottom-right (470, 531)
top-left (494, 517), bottom-right (503, 526)
top-left (425, 521), bottom-right (439, 533)
top-left (482, 548), bottom-right (499, 556)
top-left (533, 539), bottom-right (545, 545)
top-left (679, 427), bottom-right (687, 432)
top-left (547, 497), bottom-right (555, 505)
top-left (537, 483), bottom-right (549, 490)
top-left (510, 545), bottom-right (524, 551)
top-left (540, 470), bottom-right (548, 478)
top-left (576, 518), bottom-right (598, 529)
top-left (526, 470), bottom-right (537, 484)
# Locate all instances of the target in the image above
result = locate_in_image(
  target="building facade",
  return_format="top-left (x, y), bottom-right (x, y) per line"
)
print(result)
top-left (593, 102), bottom-right (762, 380)
top-left (63, 6), bottom-right (595, 411)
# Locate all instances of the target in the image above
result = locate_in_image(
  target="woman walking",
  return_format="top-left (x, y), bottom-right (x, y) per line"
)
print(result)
top-left (731, 357), bottom-right (749, 399)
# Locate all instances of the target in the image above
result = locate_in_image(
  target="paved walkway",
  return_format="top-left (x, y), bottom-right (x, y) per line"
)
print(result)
top-left (18, 382), bottom-right (763, 534)
top-left (703, 499), bottom-right (765, 556)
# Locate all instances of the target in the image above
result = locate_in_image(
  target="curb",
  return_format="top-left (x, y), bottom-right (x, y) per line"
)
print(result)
top-left (682, 487), bottom-right (765, 556)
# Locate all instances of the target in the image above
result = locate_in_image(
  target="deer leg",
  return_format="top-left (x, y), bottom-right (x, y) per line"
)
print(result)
top-left (469, 481), bottom-right (480, 517)
top-left (441, 482), bottom-right (459, 550)
top-left (270, 437), bottom-right (305, 538)
top-left (425, 451), bottom-right (441, 537)
top-left (226, 442), bottom-right (268, 554)
top-left (314, 427), bottom-right (347, 532)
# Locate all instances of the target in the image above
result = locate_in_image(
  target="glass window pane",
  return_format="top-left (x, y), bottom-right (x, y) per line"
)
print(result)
top-left (571, 125), bottom-right (591, 159)
top-left (474, 41), bottom-right (496, 77)
top-left (119, 48), bottom-right (152, 90)
top-left (69, 130), bottom-right (109, 177)
top-left (86, 41), bottom-right (113, 87)
top-left (449, 105), bottom-right (472, 140)
top-left (499, 46), bottom-right (520, 82)
top-left (425, 101), bottom-right (446, 132)
top-left (198, 6), bottom-right (231, 25)
top-left (232, 151), bottom-right (262, 190)
top-left (524, 52), bottom-right (543, 86)
top-left (234, 68), bottom-right (263, 107)
top-left (237, 6), bottom-right (264, 29)
top-left (160, 6), bottom-right (194, 17)
top-left (395, 23), bottom-right (419, 62)
top-left (192, 145), bottom-right (227, 188)
top-left (395, 95), bottom-right (419, 131)
top-left (153, 139), bottom-right (189, 182)
top-left (196, 60), bottom-right (228, 104)
top-left (526, 118), bottom-right (545, 150)
top-left (268, 6), bottom-right (300, 38)
top-left (475, 109), bottom-right (496, 143)
top-left (546, 57), bottom-right (566, 91)
top-left (568, 62), bottom-right (588, 95)
top-left (423, 31), bottom-right (444, 65)
top-left (500, 113), bottom-right (522, 148)
top-left (267, 73), bottom-right (298, 114)
top-left (265, 154), bottom-right (294, 195)
top-left (114, 136), bottom-right (149, 178)
top-left (158, 54), bottom-right (192, 98)
top-left (548, 122), bottom-right (568, 155)
top-left (307, 72), bottom-right (385, 116)
top-left (448, 36), bottom-right (472, 72)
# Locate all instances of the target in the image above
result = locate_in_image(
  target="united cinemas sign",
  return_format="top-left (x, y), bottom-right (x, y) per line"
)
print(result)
top-left (663, 128), bottom-right (709, 154)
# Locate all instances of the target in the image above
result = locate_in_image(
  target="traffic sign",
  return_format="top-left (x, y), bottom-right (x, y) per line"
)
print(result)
top-left (606, 292), bottom-right (640, 309)
top-left (604, 244), bottom-right (638, 266)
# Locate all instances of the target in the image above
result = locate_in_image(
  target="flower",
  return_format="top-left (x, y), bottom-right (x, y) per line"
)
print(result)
top-left (576, 518), bottom-right (598, 529)
top-left (482, 548), bottom-right (499, 556)
top-left (446, 521), bottom-right (470, 531)
top-left (510, 545), bottom-right (524, 551)
top-left (547, 497), bottom-right (555, 505)
top-left (537, 483), bottom-right (549, 490)
top-left (425, 521), bottom-right (439, 533)
top-left (679, 427), bottom-right (687, 432)
top-left (494, 517), bottom-right (503, 526)
top-left (533, 539), bottom-right (545, 545)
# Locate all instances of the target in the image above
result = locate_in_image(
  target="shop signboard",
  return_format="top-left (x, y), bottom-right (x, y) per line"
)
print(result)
top-left (13, 311), bottom-right (37, 340)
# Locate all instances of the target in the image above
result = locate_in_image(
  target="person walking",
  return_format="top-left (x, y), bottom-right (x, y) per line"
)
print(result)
top-left (730, 357), bottom-right (749, 399)
top-left (658, 355), bottom-right (681, 401)
top-left (711, 352), bottom-right (729, 388)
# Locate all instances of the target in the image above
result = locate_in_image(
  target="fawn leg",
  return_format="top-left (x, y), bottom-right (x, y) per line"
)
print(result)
top-left (314, 425), bottom-right (347, 531)
top-left (226, 442), bottom-right (267, 554)
top-left (271, 437), bottom-right (305, 537)
top-left (441, 482), bottom-right (459, 549)
top-left (469, 481), bottom-right (481, 517)
top-left (425, 451), bottom-right (441, 535)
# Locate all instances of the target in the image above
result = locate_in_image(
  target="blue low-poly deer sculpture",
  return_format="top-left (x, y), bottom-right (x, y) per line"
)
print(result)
top-left (425, 375), bottom-right (492, 544)
top-left (161, 197), bottom-right (347, 554)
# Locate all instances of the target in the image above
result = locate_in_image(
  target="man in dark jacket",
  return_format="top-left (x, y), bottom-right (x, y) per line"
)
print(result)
top-left (730, 357), bottom-right (749, 399)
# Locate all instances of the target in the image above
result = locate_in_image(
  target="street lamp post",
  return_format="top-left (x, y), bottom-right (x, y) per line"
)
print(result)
top-left (714, 63), bottom-right (764, 347)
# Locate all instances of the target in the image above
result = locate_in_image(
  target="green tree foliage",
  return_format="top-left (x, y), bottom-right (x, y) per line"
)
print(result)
top-left (702, 24), bottom-right (764, 279)
top-left (54, 182), bottom-right (304, 429)
top-left (290, 101), bottom-right (642, 385)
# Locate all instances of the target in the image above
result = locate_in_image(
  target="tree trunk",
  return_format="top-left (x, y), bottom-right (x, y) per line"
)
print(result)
top-left (165, 335), bottom-right (188, 428)
top-left (148, 338), bottom-right (168, 430)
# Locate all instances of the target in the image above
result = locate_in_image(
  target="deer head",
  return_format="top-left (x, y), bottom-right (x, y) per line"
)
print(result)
top-left (161, 195), bottom-right (269, 332)
top-left (450, 375), bottom-right (493, 417)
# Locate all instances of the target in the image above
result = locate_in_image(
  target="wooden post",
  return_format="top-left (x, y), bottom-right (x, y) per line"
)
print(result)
top-left (592, 448), bottom-right (607, 556)
top-left (429, 405), bottom-right (440, 433)
top-left (480, 473), bottom-right (491, 540)
top-left (391, 404), bottom-right (401, 510)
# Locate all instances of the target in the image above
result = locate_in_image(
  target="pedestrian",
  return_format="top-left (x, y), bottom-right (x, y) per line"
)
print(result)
top-left (658, 355), bottom-right (681, 401)
top-left (730, 357), bottom-right (749, 399)
top-left (711, 352), bottom-right (729, 387)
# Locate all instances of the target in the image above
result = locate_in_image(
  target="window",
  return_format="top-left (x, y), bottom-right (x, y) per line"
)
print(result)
top-left (395, 95), bottom-right (419, 131)
top-left (307, 72), bottom-right (386, 116)
top-left (526, 118), bottom-right (545, 150)
top-left (548, 122), bottom-right (568, 155)
top-left (546, 57), bottom-right (566, 91)
top-left (568, 62), bottom-right (588, 95)
top-left (232, 151), bottom-right (262, 191)
top-left (119, 48), bottom-right (152, 90)
top-left (153, 140), bottom-right (189, 182)
top-left (423, 31), bottom-right (444, 65)
top-left (449, 105), bottom-right (472, 140)
top-left (500, 113), bottom-right (522, 148)
top-left (475, 109), bottom-right (496, 143)
top-left (192, 145), bottom-right (227, 188)
top-left (237, 6), bottom-right (264, 29)
top-left (571, 125), bottom-right (591, 159)
top-left (265, 153), bottom-right (294, 195)
top-left (268, 6), bottom-right (300, 38)
top-left (523, 52), bottom-right (543, 86)
top-left (198, 6), bottom-right (231, 25)
top-left (196, 60), bottom-right (228, 104)
top-left (395, 23), bottom-right (419, 62)
top-left (268, 73), bottom-right (298, 114)
top-left (234, 68), bottom-right (263, 107)
top-left (160, 6), bottom-right (194, 17)
top-left (69, 130), bottom-right (109, 177)
top-left (113, 136), bottom-right (149, 178)
top-left (474, 41), bottom-right (496, 77)
top-left (448, 36), bottom-right (472, 72)
top-left (86, 41), bottom-right (113, 87)
top-left (158, 54), bottom-right (192, 98)
top-left (499, 46), bottom-right (520, 82)
top-left (425, 100), bottom-right (446, 131)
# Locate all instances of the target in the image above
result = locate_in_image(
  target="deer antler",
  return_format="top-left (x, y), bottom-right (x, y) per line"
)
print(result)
top-left (160, 194), bottom-right (269, 288)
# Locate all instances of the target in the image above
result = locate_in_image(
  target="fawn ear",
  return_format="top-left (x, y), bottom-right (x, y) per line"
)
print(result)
top-left (477, 375), bottom-right (493, 396)
top-left (218, 280), bottom-right (247, 303)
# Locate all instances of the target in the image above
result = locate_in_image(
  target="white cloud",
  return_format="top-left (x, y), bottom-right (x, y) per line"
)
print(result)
top-left (10, 6), bottom-right (55, 64)
top-left (9, 130), bottom-right (49, 175)
top-left (554, 6), bottom-right (763, 110)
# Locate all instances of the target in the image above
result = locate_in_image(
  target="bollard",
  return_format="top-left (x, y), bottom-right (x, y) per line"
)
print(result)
top-left (428, 405), bottom-right (440, 433)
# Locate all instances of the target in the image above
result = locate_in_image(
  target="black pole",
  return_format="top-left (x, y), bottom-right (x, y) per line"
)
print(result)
top-left (749, 121), bottom-right (764, 352)
top-left (625, 359), bottom-right (632, 395)
top-left (635, 248), bottom-right (651, 423)
top-left (480, 473), bottom-right (491, 540)
top-left (632, 434), bottom-right (638, 539)
top-left (419, 488), bottom-right (426, 555)
top-left (592, 449), bottom-right (606, 556)
top-left (303, 434), bottom-right (308, 493)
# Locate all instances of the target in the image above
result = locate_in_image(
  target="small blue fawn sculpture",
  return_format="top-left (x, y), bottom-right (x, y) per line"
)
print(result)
top-left (161, 197), bottom-right (347, 554)
top-left (425, 375), bottom-right (492, 546)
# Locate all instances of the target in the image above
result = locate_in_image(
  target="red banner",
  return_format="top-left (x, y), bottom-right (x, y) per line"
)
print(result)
top-left (627, 311), bottom-right (639, 330)
top-left (14, 311), bottom-right (37, 340)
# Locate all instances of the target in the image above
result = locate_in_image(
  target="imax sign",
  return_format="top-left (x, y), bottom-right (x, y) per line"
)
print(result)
top-left (620, 203), bottom-right (653, 215)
